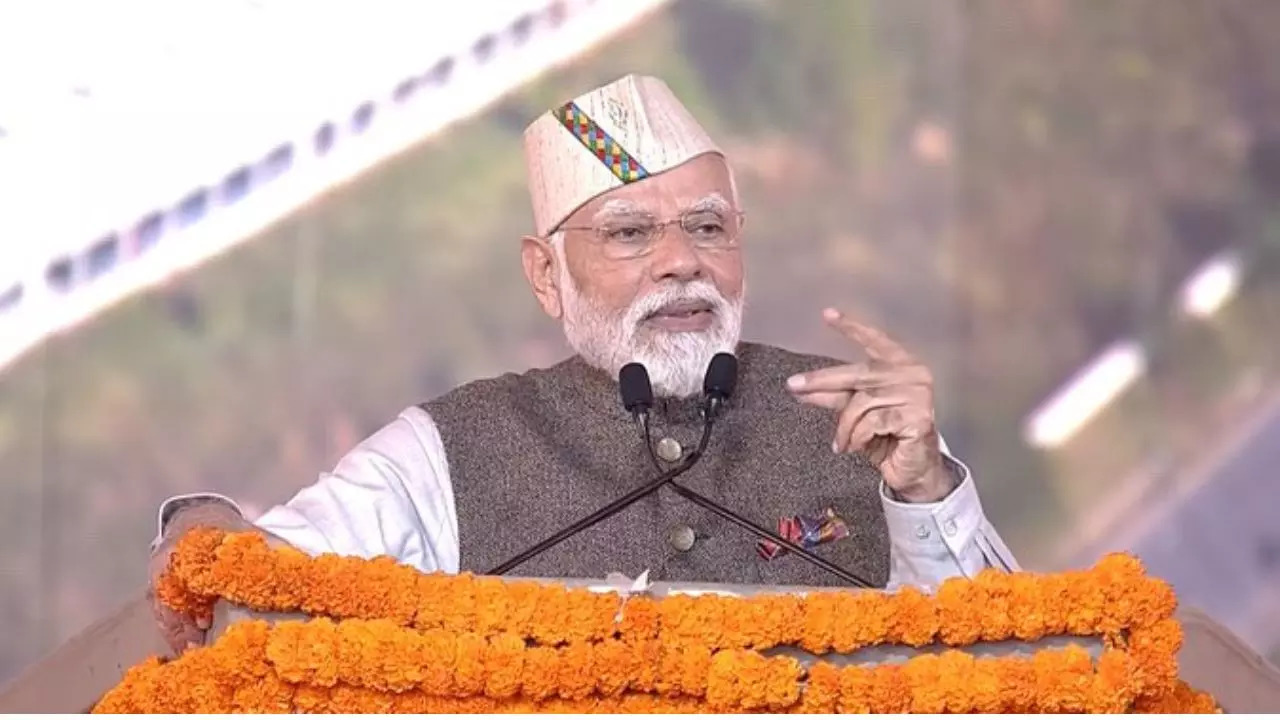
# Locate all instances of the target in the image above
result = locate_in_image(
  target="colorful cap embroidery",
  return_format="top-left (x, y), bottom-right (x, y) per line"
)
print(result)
top-left (552, 101), bottom-right (650, 184)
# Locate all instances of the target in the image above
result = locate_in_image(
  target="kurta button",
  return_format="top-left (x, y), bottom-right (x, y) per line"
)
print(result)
top-left (915, 525), bottom-right (930, 540)
top-left (668, 524), bottom-right (696, 552)
top-left (943, 519), bottom-right (958, 537)
top-left (656, 437), bottom-right (683, 463)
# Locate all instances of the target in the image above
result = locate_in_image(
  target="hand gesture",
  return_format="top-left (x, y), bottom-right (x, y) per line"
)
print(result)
top-left (786, 308), bottom-right (954, 502)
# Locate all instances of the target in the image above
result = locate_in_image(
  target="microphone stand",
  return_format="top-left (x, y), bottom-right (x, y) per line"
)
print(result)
top-left (664, 481), bottom-right (872, 587)
top-left (637, 414), bottom-right (875, 589)
top-left (486, 418), bottom-right (715, 576)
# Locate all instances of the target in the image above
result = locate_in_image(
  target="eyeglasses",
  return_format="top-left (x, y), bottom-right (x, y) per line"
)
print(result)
top-left (557, 208), bottom-right (746, 260)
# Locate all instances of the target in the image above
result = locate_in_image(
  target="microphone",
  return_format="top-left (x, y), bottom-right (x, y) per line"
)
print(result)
top-left (619, 363), bottom-right (654, 418)
top-left (701, 352), bottom-right (737, 422)
top-left (620, 362), bottom-right (656, 447)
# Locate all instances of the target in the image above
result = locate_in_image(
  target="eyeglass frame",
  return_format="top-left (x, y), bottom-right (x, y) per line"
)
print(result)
top-left (551, 207), bottom-right (747, 260)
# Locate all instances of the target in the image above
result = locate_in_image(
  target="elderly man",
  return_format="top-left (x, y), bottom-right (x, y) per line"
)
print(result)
top-left (150, 75), bottom-right (1016, 652)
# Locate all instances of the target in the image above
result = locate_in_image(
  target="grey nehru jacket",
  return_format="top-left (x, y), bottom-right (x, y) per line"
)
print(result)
top-left (425, 342), bottom-right (891, 587)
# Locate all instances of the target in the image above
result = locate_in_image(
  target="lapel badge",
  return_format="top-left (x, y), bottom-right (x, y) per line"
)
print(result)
top-left (757, 507), bottom-right (850, 561)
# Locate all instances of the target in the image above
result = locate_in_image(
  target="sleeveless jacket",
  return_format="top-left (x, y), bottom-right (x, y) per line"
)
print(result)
top-left (423, 342), bottom-right (890, 587)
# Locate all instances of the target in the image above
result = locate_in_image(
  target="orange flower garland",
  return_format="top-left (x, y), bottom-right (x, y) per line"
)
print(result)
top-left (155, 529), bottom-right (1179, 650)
top-left (100, 528), bottom-right (1219, 714)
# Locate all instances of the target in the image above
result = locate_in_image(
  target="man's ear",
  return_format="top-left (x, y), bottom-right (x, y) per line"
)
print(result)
top-left (521, 235), bottom-right (562, 319)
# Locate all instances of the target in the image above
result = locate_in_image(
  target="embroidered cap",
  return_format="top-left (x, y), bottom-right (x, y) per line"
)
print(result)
top-left (522, 74), bottom-right (724, 236)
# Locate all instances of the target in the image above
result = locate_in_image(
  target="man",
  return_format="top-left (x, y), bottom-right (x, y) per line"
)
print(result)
top-left (150, 75), bottom-right (1016, 652)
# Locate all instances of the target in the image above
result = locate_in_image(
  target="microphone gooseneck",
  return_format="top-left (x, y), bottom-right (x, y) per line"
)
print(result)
top-left (664, 481), bottom-right (873, 587)
top-left (486, 362), bottom-right (716, 576)
top-left (636, 354), bottom-right (875, 589)
top-left (486, 419), bottom-right (713, 576)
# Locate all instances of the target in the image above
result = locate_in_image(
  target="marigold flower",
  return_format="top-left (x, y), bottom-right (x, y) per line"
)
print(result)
top-left (797, 661), bottom-right (840, 713)
top-left (936, 575), bottom-right (986, 645)
top-left (834, 664), bottom-right (875, 713)
top-left (891, 585), bottom-right (941, 647)
top-left (1133, 679), bottom-right (1222, 714)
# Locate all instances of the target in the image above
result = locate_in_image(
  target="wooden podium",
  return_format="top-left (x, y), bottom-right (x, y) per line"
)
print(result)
top-left (3, 584), bottom-right (1279, 714)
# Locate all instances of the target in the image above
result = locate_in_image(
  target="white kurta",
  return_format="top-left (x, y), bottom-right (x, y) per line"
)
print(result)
top-left (158, 406), bottom-right (1019, 590)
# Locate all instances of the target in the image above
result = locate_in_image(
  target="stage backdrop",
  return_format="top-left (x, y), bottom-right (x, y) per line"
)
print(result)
top-left (3, 0), bottom-right (1280, 684)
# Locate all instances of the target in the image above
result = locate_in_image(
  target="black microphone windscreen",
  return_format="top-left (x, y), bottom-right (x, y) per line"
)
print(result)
top-left (619, 363), bottom-right (654, 414)
top-left (703, 353), bottom-right (739, 400)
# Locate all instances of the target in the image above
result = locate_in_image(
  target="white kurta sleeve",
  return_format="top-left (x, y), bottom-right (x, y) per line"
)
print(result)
top-left (250, 406), bottom-right (461, 573)
top-left (880, 434), bottom-right (1019, 591)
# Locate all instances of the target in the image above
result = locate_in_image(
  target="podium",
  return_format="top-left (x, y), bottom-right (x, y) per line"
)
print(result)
top-left (2, 577), bottom-right (1279, 714)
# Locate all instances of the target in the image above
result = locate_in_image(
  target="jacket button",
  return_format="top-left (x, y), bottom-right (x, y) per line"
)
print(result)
top-left (656, 437), bottom-right (683, 463)
top-left (668, 524), bottom-right (696, 552)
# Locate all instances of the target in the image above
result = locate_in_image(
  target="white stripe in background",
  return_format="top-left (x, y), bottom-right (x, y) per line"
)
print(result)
top-left (1180, 250), bottom-right (1244, 319)
top-left (1024, 340), bottom-right (1148, 449)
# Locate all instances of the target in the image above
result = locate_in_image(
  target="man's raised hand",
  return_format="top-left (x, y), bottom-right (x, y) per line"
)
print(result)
top-left (786, 308), bottom-right (954, 503)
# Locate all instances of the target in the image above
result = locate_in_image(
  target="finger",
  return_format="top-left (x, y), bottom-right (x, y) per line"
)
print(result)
top-left (153, 600), bottom-right (184, 638)
top-left (789, 362), bottom-right (931, 394)
top-left (157, 608), bottom-right (204, 655)
top-left (176, 624), bottom-right (205, 651)
top-left (793, 389), bottom-right (852, 411)
top-left (863, 435), bottom-right (896, 467)
top-left (161, 626), bottom-right (186, 656)
top-left (848, 404), bottom-right (935, 457)
top-left (175, 617), bottom-right (205, 648)
top-left (150, 584), bottom-right (201, 649)
top-left (148, 546), bottom-right (177, 589)
top-left (847, 411), bottom-right (894, 456)
top-left (823, 308), bottom-right (917, 364)
top-left (835, 395), bottom-right (909, 453)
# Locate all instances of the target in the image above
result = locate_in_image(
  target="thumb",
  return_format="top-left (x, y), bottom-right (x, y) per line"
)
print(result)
top-left (864, 435), bottom-right (895, 468)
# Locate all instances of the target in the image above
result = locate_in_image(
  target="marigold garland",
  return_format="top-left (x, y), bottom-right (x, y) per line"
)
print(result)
top-left (155, 529), bottom-right (1178, 652)
top-left (102, 528), bottom-right (1220, 714)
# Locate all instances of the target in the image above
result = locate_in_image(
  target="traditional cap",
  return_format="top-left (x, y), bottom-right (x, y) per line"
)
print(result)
top-left (522, 74), bottom-right (723, 236)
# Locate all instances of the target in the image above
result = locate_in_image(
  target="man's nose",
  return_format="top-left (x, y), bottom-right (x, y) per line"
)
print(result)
top-left (646, 229), bottom-right (703, 282)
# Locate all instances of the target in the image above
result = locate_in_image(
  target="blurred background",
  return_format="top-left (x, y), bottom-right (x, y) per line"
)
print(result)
top-left (3, 0), bottom-right (1280, 684)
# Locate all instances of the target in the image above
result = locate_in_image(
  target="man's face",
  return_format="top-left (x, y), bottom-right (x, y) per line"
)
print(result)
top-left (537, 154), bottom-right (746, 397)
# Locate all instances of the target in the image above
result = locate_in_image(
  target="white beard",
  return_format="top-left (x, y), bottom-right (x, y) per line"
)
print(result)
top-left (555, 243), bottom-right (744, 398)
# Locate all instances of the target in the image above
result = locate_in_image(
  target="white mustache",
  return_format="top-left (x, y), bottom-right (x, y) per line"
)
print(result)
top-left (626, 282), bottom-right (729, 327)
